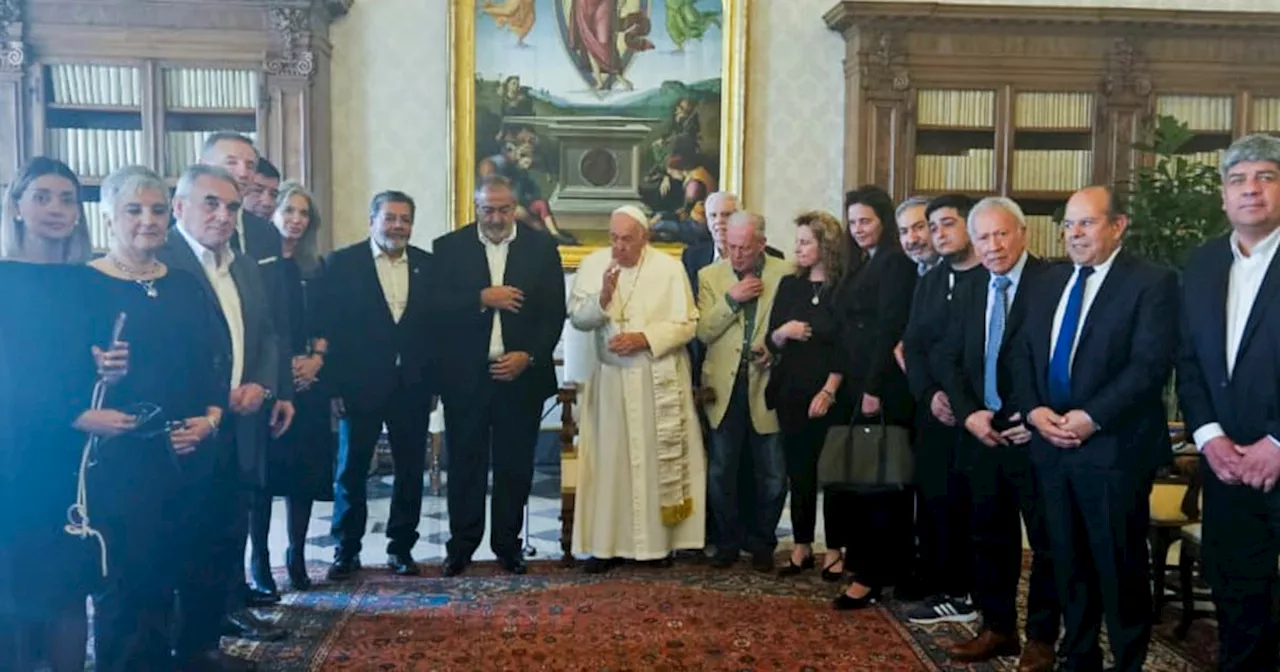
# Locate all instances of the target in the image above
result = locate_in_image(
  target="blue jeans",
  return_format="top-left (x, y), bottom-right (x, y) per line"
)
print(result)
top-left (708, 375), bottom-right (786, 556)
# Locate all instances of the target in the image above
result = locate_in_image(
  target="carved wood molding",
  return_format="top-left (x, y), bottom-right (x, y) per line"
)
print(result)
top-left (325, 0), bottom-right (352, 20)
top-left (858, 28), bottom-right (910, 94)
top-left (0, 0), bottom-right (20, 73)
top-left (825, 1), bottom-right (1280, 36)
top-left (1102, 36), bottom-right (1152, 102)
top-left (266, 5), bottom-right (314, 79)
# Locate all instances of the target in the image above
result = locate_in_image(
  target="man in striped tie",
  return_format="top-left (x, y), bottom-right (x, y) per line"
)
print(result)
top-left (1006, 186), bottom-right (1179, 672)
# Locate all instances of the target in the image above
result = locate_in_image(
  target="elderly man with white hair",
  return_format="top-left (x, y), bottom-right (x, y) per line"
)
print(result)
top-left (568, 204), bottom-right (707, 573)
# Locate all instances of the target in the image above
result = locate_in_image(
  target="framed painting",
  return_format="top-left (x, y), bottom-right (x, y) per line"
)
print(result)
top-left (449, 0), bottom-right (749, 269)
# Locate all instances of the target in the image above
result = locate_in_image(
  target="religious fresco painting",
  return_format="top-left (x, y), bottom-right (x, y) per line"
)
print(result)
top-left (452, 0), bottom-right (748, 267)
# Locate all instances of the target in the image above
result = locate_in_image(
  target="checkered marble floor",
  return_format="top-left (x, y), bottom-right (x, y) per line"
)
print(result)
top-left (250, 466), bottom-right (830, 570)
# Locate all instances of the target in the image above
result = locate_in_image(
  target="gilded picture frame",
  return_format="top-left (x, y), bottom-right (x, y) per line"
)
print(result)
top-left (449, 0), bottom-right (749, 270)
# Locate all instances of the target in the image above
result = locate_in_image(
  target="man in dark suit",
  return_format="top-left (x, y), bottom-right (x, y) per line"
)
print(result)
top-left (939, 198), bottom-right (1059, 670)
top-left (680, 191), bottom-right (779, 557)
top-left (429, 176), bottom-right (566, 576)
top-left (198, 132), bottom-right (282, 262)
top-left (1177, 133), bottom-right (1280, 671)
top-left (900, 193), bottom-right (984, 617)
top-left (324, 191), bottom-right (436, 580)
top-left (1009, 186), bottom-right (1178, 672)
top-left (160, 163), bottom-right (295, 671)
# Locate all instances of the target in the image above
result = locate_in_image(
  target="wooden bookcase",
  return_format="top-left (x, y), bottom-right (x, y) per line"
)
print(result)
top-left (825, 2), bottom-right (1280, 261)
top-left (0, 0), bottom-right (350, 253)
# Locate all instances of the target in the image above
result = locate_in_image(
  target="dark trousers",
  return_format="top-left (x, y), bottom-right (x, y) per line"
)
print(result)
top-left (442, 380), bottom-right (542, 559)
top-left (697, 385), bottom-right (758, 551)
top-left (965, 437), bottom-right (1058, 641)
top-left (249, 494), bottom-right (313, 573)
top-left (781, 415), bottom-right (833, 545)
top-left (1200, 468), bottom-right (1280, 671)
top-left (913, 412), bottom-right (972, 598)
top-left (331, 381), bottom-right (429, 558)
top-left (825, 487), bottom-right (914, 587)
top-left (1038, 457), bottom-right (1151, 672)
top-left (174, 445), bottom-right (242, 660)
top-left (708, 375), bottom-right (786, 556)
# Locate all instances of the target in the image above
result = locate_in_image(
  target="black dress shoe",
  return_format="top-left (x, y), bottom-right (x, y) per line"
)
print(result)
top-left (833, 585), bottom-right (882, 611)
top-left (709, 552), bottom-right (738, 569)
top-left (326, 556), bottom-right (361, 581)
top-left (222, 610), bottom-right (288, 641)
top-left (387, 552), bottom-right (421, 576)
top-left (442, 554), bottom-right (470, 577)
top-left (180, 650), bottom-right (258, 671)
top-left (751, 551), bottom-right (775, 573)
top-left (250, 553), bottom-right (278, 596)
top-left (497, 553), bottom-right (528, 575)
top-left (582, 556), bottom-right (622, 574)
top-left (777, 554), bottom-right (815, 577)
top-left (245, 585), bottom-right (280, 607)
top-left (286, 548), bottom-right (311, 591)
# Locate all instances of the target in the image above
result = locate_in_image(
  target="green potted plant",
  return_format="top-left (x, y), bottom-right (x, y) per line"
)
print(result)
top-left (1121, 114), bottom-right (1231, 423)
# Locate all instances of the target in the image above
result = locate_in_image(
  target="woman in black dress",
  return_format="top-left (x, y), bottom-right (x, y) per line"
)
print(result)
top-left (765, 211), bottom-right (850, 578)
top-left (249, 181), bottom-right (334, 593)
top-left (829, 185), bottom-right (920, 610)
top-left (0, 157), bottom-right (127, 672)
top-left (83, 165), bottom-right (226, 671)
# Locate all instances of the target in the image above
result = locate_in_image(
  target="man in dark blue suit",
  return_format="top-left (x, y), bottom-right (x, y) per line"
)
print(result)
top-left (1177, 133), bottom-right (1280, 672)
top-left (1009, 186), bottom-right (1178, 672)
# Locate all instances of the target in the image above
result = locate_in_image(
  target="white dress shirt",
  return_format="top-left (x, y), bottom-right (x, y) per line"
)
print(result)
top-left (178, 226), bottom-right (245, 390)
top-left (1049, 246), bottom-right (1122, 371)
top-left (1192, 227), bottom-right (1280, 451)
top-left (372, 238), bottom-right (409, 323)
top-left (482, 225), bottom-right (517, 360)
top-left (985, 250), bottom-right (1029, 348)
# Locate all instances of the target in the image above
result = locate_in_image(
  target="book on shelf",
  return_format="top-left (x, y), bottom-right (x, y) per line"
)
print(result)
top-left (83, 201), bottom-right (108, 251)
top-left (1251, 98), bottom-right (1280, 133)
top-left (1176, 150), bottom-right (1225, 167)
top-left (1015, 92), bottom-right (1094, 129)
top-left (1156, 95), bottom-right (1233, 132)
top-left (1025, 215), bottom-right (1065, 260)
top-left (164, 68), bottom-right (259, 110)
top-left (46, 128), bottom-right (144, 179)
top-left (914, 148), bottom-right (994, 192)
top-left (917, 90), bottom-right (995, 128)
top-left (47, 64), bottom-right (142, 108)
top-left (1011, 150), bottom-right (1092, 192)
top-left (166, 130), bottom-right (258, 176)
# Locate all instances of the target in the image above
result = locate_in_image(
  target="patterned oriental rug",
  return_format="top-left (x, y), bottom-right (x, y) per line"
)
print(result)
top-left (231, 559), bottom-right (1216, 671)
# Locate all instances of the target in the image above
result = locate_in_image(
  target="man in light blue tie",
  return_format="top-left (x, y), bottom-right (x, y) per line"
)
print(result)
top-left (1007, 186), bottom-right (1179, 672)
top-left (937, 197), bottom-right (1059, 670)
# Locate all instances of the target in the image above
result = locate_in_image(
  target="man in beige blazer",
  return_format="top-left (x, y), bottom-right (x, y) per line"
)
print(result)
top-left (696, 210), bottom-right (791, 572)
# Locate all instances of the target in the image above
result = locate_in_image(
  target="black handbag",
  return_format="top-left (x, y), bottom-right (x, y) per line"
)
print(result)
top-left (817, 411), bottom-right (914, 490)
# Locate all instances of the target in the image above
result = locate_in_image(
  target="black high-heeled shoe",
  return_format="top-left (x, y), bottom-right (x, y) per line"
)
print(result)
top-left (833, 584), bottom-right (881, 611)
top-left (821, 552), bottom-right (845, 582)
top-left (777, 554), bottom-right (815, 577)
top-left (285, 547), bottom-right (311, 591)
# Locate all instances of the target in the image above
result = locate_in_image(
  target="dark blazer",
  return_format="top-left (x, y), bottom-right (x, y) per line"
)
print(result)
top-left (941, 254), bottom-right (1050, 426)
top-left (237, 211), bottom-right (283, 261)
top-left (429, 223), bottom-right (566, 404)
top-left (321, 239), bottom-right (435, 414)
top-left (1178, 234), bottom-right (1280, 447)
top-left (158, 233), bottom-right (284, 483)
top-left (1009, 250), bottom-right (1179, 471)
top-left (833, 245), bottom-right (919, 425)
top-left (902, 262), bottom-right (985, 405)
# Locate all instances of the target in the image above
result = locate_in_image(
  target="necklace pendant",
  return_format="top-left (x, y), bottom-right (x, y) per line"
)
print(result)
top-left (145, 285), bottom-right (159, 298)
top-left (811, 295), bottom-right (820, 305)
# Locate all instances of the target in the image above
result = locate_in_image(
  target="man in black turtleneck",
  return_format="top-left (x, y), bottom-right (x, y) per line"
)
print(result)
top-left (900, 194), bottom-right (985, 622)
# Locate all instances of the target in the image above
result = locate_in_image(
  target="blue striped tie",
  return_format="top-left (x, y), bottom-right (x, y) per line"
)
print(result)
top-left (984, 275), bottom-right (1012, 411)
top-left (1048, 266), bottom-right (1094, 408)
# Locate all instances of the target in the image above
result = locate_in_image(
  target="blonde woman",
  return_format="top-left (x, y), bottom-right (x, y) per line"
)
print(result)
top-left (764, 211), bottom-right (849, 577)
top-left (248, 180), bottom-right (334, 593)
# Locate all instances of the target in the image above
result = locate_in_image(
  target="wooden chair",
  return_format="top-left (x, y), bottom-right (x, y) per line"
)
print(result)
top-left (1148, 443), bottom-right (1204, 622)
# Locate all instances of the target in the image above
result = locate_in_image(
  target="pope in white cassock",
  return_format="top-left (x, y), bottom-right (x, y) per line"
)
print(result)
top-left (568, 205), bottom-right (707, 572)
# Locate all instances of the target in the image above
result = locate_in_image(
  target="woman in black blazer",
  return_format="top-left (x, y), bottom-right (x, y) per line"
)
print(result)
top-left (827, 185), bottom-right (919, 610)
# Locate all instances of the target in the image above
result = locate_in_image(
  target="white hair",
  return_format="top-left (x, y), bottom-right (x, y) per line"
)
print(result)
top-left (175, 163), bottom-right (239, 200)
top-left (101, 165), bottom-right (168, 216)
top-left (706, 191), bottom-right (739, 210)
top-left (967, 196), bottom-right (1026, 239)
top-left (727, 209), bottom-right (766, 237)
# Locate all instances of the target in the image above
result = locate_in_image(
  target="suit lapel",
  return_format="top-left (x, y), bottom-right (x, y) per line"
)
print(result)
top-left (1076, 251), bottom-right (1130, 349)
top-left (1035, 266), bottom-right (1073, 385)
top-left (358, 241), bottom-right (397, 327)
top-left (1235, 240), bottom-right (1280, 364)
top-left (753, 257), bottom-right (784, 336)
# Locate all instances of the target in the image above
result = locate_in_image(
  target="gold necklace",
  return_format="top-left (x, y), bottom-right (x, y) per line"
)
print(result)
top-left (615, 249), bottom-right (647, 329)
top-left (108, 254), bottom-right (161, 298)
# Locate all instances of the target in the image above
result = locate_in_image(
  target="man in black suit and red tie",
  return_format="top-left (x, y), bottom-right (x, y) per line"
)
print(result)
top-left (429, 176), bottom-right (566, 577)
top-left (1008, 185), bottom-right (1178, 672)
top-left (1177, 133), bottom-right (1280, 672)
top-left (324, 191), bottom-right (436, 580)
top-left (938, 197), bottom-right (1059, 671)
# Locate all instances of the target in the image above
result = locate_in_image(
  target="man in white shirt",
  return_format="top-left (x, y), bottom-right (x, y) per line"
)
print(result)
top-left (199, 131), bottom-right (282, 262)
top-left (323, 191), bottom-right (437, 581)
top-left (1007, 185), bottom-right (1179, 672)
top-left (1177, 133), bottom-right (1280, 672)
top-left (159, 163), bottom-right (294, 669)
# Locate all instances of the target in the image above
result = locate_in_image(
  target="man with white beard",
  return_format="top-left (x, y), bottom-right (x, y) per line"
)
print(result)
top-left (569, 205), bottom-right (707, 573)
